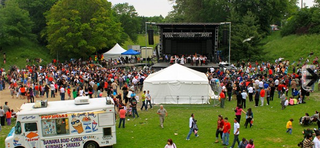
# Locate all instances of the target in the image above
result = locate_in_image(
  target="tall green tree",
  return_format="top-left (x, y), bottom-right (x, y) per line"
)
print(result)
top-left (15, 0), bottom-right (58, 42)
top-left (228, 11), bottom-right (262, 61)
top-left (44, 0), bottom-right (122, 59)
top-left (112, 3), bottom-right (139, 42)
top-left (0, 0), bottom-right (34, 45)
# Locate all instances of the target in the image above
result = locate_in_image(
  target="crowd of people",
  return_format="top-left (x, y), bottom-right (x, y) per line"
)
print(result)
top-left (0, 51), bottom-right (319, 147)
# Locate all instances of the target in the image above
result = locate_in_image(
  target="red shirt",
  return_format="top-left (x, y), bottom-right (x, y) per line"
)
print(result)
top-left (269, 69), bottom-right (273, 75)
top-left (119, 109), bottom-right (126, 119)
top-left (217, 119), bottom-right (225, 129)
top-left (220, 92), bottom-right (225, 99)
top-left (260, 89), bottom-right (265, 97)
top-left (6, 111), bottom-right (12, 119)
top-left (223, 122), bottom-right (231, 133)
top-left (35, 85), bottom-right (39, 91)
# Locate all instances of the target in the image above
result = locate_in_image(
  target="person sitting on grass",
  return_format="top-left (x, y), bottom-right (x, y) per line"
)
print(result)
top-left (239, 138), bottom-right (248, 148)
top-left (300, 113), bottom-right (311, 126)
top-left (246, 139), bottom-right (254, 148)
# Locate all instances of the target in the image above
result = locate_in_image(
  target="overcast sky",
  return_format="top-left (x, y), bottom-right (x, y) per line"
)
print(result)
top-left (108, 0), bottom-right (316, 17)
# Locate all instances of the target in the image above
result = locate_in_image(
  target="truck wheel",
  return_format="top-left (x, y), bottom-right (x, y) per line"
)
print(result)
top-left (84, 141), bottom-right (98, 148)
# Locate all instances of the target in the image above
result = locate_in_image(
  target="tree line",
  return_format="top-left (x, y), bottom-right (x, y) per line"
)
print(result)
top-left (166, 0), bottom-right (320, 61)
top-left (0, 0), bottom-right (164, 59)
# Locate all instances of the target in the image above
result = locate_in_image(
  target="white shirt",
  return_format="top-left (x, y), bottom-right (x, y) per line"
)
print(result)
top-left (50, 84), bottom-right (55, 90)
top-left (241, 92), bottom-right (247, 99)
top-left (189, 117), bottom-right (193, 128)
top-left (233, 122), bottom-right (240, 135)
top-left (258, 81), bottom-right (264, 88)
top-left (313, 137), bottom-right (320, 148)
top-left (60, 87), bottom-right (65, 93)
top-left (275, 79), bottom-right (279, 85)
top-left (248, 87), bottom-right (253, 93)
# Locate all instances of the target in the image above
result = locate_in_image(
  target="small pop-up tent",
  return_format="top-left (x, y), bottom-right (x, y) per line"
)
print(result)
top-left (121, 49), bottom-right (140, 55)
top-left (103, 43), bottom-right (127, 60)
top-left (143, 64), bottom-right (216, 104)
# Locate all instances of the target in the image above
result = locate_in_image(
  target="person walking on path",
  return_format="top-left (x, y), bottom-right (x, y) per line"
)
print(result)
top-left (186, 113), bottom-right (199, 140)
top-left (157, 105), bottom-right (168, 128)
top-left (220, 91), bottom-right (226, 108)
top-left (286, 118), bottom-right (293, 134)
top-left (222, 117), bottom-right (231, 146)
top-left (140, 91), bottom-right (147, 110)
top-left (118, 107), bottom-right (126, 128)
top-left (60, 86), bottom-right (65, 100)
top-left (230, 118), bottom-right (240, 148)
top-left (215, 115), bottom-right (224, 143)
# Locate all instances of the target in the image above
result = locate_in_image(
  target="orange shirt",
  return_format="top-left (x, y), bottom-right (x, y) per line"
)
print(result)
top-left (119, 109), bottom-right (126, 118)
top-left (20, 87), bottom-right (26, 93)
top-left (6, 111), bottom-right (12, 119)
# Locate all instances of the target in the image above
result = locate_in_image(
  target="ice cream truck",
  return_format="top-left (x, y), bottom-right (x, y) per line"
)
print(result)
top-left (5, 96), bottom-right (116, 148)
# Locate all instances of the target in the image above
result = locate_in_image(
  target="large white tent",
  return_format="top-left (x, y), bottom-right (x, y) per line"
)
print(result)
top-left (143, 64), bottom-right (216, 104)
top-left (103, 43), bottom-right (127, 60)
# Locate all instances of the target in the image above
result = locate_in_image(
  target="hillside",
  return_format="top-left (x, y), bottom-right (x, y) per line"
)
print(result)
top-left (122, 34), bottom-right (160, 49)
top-left (0, 38), bottom-right (53, 71)
top-left (262, 31), bottom-right (320, 63)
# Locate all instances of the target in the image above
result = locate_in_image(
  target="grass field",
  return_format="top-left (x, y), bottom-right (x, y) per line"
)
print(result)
top-left (122, 34), bottom-right (160, 49)
top-left (1, 90), bottom-right (318, 148)
top-left (262, 31), bottom-right (320, 63)
top-left (0, 38), bottom-right (53, 71)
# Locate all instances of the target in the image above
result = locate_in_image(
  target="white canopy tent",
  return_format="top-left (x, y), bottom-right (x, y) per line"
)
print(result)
top-left (103, 43), bottom-right (127, 60)
top-left (143, 64), bottom-right (216, 104)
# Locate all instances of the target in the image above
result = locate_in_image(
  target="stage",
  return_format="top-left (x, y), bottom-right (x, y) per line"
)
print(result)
top-left (152, 62), bottom-right (219, 73)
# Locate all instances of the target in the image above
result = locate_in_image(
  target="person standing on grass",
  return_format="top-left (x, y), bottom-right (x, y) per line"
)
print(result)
top-left (140, 91), bottom-right (147, 110)
top-left (222, 117), bottom-right (231, 146)
top-left (260, 88), bottom-right (266, 106)
top-left (286, 118), bottom-right (293, 134)
top-left (220, 90), bottom-right (226, 108)
top-left (0, 106), bottom-right (5, 126)
top-left (131, 97), bottom-right (139, 118)
top-left (244, 108), bottom-right (253, 128)
top-left (186, 113), bottom-right (199, 140)
top-left (247, 84), bottom-right (253, 102)
top-left (157, 105), bottom-right (168, 128)
top-left (215, 115), bottom-right (224, 143)
top-left (280, 92), bottom-right (286, 110)
top-left (230, 118), bottom-right (240, 148)
top-left (6, 108), bottom-right (12, 126)
top-left (235, 104), bottom-right (246, 124)
top-left (241, 90), bottom-right (247, 109)
top-left (118, 107), bottom-right (126, 128)
top-left (146, 90), bottom-right (152, 109)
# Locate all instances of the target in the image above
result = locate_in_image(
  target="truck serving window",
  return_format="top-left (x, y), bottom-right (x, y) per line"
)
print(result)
top-left (25, 123), bottom-right (37, 132)
top-left (42, 118), bottom-right (69, 136)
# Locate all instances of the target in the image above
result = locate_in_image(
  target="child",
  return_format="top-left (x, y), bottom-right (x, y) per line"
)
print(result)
top-left (6, 108), bottom-right (12, 126)
top-left (286, 118), bottom-right (293, 134)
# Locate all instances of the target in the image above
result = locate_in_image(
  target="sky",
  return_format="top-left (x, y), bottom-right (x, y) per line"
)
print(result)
top-left (108, 0), bottom-right (316, 17)
top-left (108, 0), bottom-right (174, 17)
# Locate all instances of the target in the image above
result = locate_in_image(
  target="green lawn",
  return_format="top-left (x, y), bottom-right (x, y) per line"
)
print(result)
top-left (122, 34), bottom-right (159, 50)
top-left (2, 90), bottom-right (318, 148)
top-left (262, 31), bottom-right (320, 63)
top-left (0, 37), bottom-right (53, 71)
